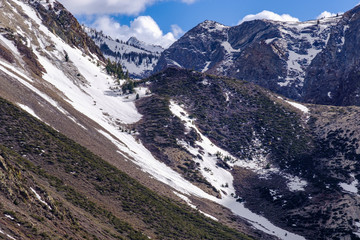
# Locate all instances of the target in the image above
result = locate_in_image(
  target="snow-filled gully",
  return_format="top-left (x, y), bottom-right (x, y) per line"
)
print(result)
top-left (3, 1), bottom-right (306, 239)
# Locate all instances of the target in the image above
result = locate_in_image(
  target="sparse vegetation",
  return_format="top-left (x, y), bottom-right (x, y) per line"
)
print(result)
top-left (0, 97), bottom-right (252, 240)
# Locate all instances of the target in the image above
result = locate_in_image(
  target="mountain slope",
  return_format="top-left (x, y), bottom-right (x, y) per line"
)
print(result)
top-left (154, 8), bottom-right (360, 106)
top-left (86, 28), bottom-right (163, 78)
top-left (0, 97), bottom-right (256, 240)
top-left (137, 67), bottom-right (360, 240)
top-left (0, 0), bottom-right (269, 239)
top-left (2, 1), bottom-right (360, 240)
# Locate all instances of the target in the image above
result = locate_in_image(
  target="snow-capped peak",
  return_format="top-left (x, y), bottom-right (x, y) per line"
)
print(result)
top-left (126, 36), bottom-right (164, 54)
top-left (85, 27), bottom-right (164, 78)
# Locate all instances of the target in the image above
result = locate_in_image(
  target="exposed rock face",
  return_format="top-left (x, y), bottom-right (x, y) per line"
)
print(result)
top-left (154, 8), bottom-right (360, 106)
top-left (303, 6), bottom-right (360, 106)
top-left (28, 0), bottom-right (104, 61)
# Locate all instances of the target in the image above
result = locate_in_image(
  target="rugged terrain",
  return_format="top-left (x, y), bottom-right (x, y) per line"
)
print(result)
top-left (2, 0), bottom-right (360, 240)
top-left (137, 68), bottom-right (360, 239)
top-left (86, 28), bottom-right (163, 78)
top-left (0, 0), bottom-right (270, 239)
top-left (154, 6), bottom-right (360, 107)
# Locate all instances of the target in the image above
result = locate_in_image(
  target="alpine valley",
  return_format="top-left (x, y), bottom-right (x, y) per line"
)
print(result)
top-left (0, 1), bottom-right (360, 240)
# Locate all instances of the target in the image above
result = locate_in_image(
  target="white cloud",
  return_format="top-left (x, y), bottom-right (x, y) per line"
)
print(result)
top-left (181, 0), bottom-right (197, 3)
top-left (171, 24), bottom-right (184, 38)
top-left (92, 16), bottom-right (178, 48)
top-left (58, 0), bottom-right (197, 15)
top-left (58, 0), bottom-right (154, 15)
top-left (238, 10), bottom-right (299, 25)
top-left (316, 11), bottom-right (337, 19)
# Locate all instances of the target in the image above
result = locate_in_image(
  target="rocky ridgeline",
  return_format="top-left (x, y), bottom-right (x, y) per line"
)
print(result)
top-left (86, 28), bottom-right (164, 78)
top-left (155, 5), bottom-right (360, 107)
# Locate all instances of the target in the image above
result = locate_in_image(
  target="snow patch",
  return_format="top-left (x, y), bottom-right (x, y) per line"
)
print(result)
top-left (17, 104), bottom-right (42, 121)
top-left (5, 214), bottom-right (14, 220)
top-left (169, 59), bottom-right (183, 68)
top-left (276, 19), bottom-right (336, 88)
top-left (30, 187), bottom-right (52, 210)
top-left (285, 100), bottom-right (309, 113)
top-left (0, 59), bottom-right (33, 83)
top-left (221, 41), bottom-right (240, 54)
top-left (202, 61), bottom-right (211, 73)
top-left (173, 191), bottom-right (219, 221)
top-left (201, 78), bottom-right (210, 85)
top-left (265, 38), bottom-right (277, 44)
top-left (339, 174), bottom-right (358, 194)
top-left (0, 34), bottom-right (20, 57)
top-left (285, 175), bottom-right (308, 192)
top-left (354, 222), bottom-right (360, 237)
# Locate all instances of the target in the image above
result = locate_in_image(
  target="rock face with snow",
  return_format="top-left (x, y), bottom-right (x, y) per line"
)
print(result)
top-left (29, 0), bottom-right (104, 61)
top-left (154, 8), bottom-right (360, 105)
top-left (86, 28), bottom-right (163, 78)
top-left (303, 6), bottom-right (360, 106)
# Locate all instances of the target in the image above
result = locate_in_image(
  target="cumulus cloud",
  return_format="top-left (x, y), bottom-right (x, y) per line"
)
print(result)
top-left (92, 16), bottom-right (179, 48)
top-left (58, 0), bottom-right (197, 15)
top-left (171, 24), bottom-right (185, 38)
top-left (317, 11), bottom-right (338, 19)
top-left (238, 10), bottom-right (299, 24)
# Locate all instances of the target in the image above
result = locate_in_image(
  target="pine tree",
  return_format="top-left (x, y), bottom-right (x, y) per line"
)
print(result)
top-left (122, 80), bottom-right (135, 94)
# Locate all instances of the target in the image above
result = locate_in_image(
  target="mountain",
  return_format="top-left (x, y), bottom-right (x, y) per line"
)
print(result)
top-left (0, 0), bottom-right (272, 239)
top-left (85, 28), bottom-right (163, 78)
top-left (154, 8), bottom-right (360, 106)
top-left (2, 0), bottom-right (360, 240)
top-left (138, 67), bottom-right (360, 240)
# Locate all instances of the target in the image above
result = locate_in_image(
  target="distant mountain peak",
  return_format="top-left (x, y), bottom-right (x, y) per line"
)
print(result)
top-left (85, 27), bottom-right (164, 78)
top-left (126, 36), bottom-right (164, 53)
top-left (126, 36), bottom-right (142, 46)
top-left (197, 20), bottom-right (229, 32)
top-left (154, 10), bottom-right (348, 102)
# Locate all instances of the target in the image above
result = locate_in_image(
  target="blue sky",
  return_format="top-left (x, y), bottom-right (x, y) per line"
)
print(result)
top-left (59, 0), bottom-right (359, 47)
top-left (117, 0), bottom-right (360, 32)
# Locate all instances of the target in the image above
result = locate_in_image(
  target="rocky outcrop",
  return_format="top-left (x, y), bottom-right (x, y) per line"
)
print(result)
top-left (29, 0), bottom-right (104, 61)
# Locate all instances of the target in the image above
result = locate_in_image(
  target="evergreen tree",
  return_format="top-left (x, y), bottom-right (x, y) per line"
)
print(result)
top-left (106, 59), bottom-right (126, 80)
top-left (122, 80), bottom-right (135, 94)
